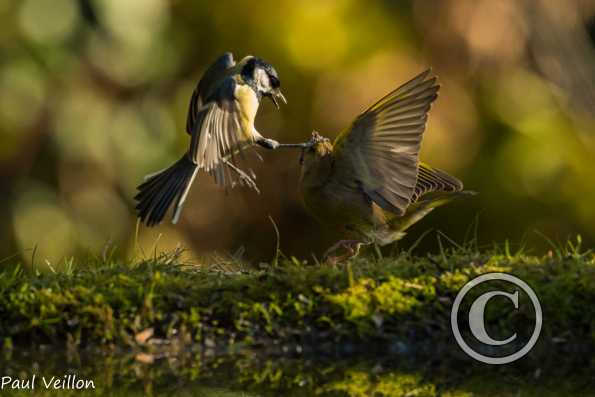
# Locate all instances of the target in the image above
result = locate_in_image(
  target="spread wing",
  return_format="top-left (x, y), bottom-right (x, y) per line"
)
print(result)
top-left (411, 162), bottom-right (463, 202)
top-left (186, 52), bottom-right (235, 135)
top-left (187, 77), bottom-right (255, 189)
top-left (332, 69), bottom-right (440, 215)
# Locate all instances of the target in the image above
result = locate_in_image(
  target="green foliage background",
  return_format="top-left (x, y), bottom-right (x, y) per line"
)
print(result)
top-left (1, 0), bottom-right (595, 265)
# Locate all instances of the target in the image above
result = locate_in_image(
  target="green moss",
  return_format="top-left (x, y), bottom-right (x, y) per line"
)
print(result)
top-left (0, 246), bottom-right (594, 353)
top-left (319, 371), bottom-right (437, 397)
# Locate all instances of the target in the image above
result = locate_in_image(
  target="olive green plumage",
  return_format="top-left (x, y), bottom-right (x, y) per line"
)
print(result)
top-left (299, 70), bottom-right (474, 254)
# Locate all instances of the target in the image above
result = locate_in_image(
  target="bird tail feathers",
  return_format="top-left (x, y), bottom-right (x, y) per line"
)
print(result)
top-left (377, 190), bottom-right (476, 245)
top-left (135, 155), bottom-right (198, 226)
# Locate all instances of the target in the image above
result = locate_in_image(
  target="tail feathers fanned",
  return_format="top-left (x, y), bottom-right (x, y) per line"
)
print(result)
top-left (379, 190), bottom-right (476, 245)
top-left (135, 155), bottom-right (198, 226)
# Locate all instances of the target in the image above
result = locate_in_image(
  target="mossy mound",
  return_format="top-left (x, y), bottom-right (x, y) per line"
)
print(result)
top-left (1, 244), bottom-right (594, 358)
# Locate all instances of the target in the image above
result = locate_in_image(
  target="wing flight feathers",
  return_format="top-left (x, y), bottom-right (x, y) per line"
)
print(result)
top-left (332, 69), bottom-right (440, 215)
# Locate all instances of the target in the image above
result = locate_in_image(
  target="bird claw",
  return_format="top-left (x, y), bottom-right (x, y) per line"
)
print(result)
top-left (224, 160), bottom-right (260, 194)
top-left (323, 240), bottom-right (363, 265)
top-left (236, 170), bottom-right (260, 194)
top-left (259, 138), bottom-right (280, 150)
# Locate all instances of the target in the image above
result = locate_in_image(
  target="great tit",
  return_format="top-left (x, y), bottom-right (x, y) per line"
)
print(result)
top-left (298, 70), bottom-right (475, 264)
top-left (135, 52), bottom-right (302, 226)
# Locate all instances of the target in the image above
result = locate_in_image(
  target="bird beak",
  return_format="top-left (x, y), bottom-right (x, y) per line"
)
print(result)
top-left (276, 89), bottom-right (287, 105)
top-left (269, 89), bottom-right (287, 109)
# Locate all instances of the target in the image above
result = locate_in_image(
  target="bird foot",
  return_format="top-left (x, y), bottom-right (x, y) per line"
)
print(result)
top-left (323, 240), bottom-right (363, 265)
top-left (225, 161), bottom-right (260, 194)
top-left (238, 172), bottom-right (259, 193)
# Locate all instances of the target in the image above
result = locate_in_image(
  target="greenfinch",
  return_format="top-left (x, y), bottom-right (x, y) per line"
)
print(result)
top-left (298, 70), bottom-right (474, 263)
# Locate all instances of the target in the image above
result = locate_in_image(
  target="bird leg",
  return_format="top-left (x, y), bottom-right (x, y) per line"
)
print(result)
top-left (323, 240), bottom-right (364, 265)
top-left (223, 160), bottom-right (260, 194)
top-left (256, 137), bottom-right (310, 149)
top-left (256, 138), bottom-right (280, 149)
top-left (276, 143), bottom-right (311, 148)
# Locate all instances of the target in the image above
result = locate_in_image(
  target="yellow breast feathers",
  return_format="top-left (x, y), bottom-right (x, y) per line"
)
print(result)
top-left (234, 84), bottom-right (260, 140)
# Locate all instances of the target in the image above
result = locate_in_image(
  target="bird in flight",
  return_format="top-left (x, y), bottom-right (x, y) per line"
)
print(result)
top-left (135, 52), bottom-right (304, 226)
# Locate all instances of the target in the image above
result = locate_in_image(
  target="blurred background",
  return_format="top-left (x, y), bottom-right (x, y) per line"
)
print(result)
top-left (2, 0), bottom-right (595, 266)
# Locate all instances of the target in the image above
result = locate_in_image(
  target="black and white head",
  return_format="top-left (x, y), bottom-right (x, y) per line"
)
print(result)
top-left (241, 57), bottom-right (287, 108)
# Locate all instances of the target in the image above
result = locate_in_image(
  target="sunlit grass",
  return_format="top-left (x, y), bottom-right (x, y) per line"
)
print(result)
top-left (0, 238), bottom-right (593, 356)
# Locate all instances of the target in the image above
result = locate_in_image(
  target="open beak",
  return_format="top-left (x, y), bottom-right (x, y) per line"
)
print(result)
top-left (268, 89), bottom-right (287, 109)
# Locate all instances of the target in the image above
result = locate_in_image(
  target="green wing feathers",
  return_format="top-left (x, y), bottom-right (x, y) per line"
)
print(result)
top-left (332, 69), bottom-right (441, 216)
top-left (379, 161), bottom-right (472, 245)
top-left (411, 163), bottom-right (464, 202)
top-left (383, 190), bottom-right (475, 244)
top-left (356, 68), bottom-right (438, 117)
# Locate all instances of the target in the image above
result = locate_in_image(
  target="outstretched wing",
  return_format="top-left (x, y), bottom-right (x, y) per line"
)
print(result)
top-left (187, 77), bottom-right (256, 189)
top-left (410, 162), bottom-right (463, 202)
top-left (332, 69), bottom-right (440, 215)
top-left (186, 52), bottom-right (236, 135)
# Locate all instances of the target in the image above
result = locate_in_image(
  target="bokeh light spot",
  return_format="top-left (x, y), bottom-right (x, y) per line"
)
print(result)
top-left (12, 184), bottom-right (76, 267)
top-left (0, 60), bottom-right (46, 159)
top-left (285, 2), bottom-right (349, 71)
top-left (18, 0), bottom-right (78, 44)
top-left (69, 185), bottom-right (130, 251)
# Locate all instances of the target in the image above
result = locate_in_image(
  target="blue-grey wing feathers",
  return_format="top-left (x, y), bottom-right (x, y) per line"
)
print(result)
top-left (188, 77), bottom-right (246, 187)
top-left (185, 52), bottom-right (235, 135)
